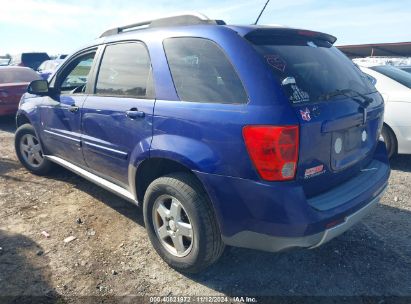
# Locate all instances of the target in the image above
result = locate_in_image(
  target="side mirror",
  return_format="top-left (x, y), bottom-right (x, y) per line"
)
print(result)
top-left (28, 80), bottom-right (49, 96)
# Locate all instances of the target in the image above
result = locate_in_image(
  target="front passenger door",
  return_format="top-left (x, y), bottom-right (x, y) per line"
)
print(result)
top-left (41, 50), bottom-right (97, 166)
top-left (81, 42), bottom-right (155, 186)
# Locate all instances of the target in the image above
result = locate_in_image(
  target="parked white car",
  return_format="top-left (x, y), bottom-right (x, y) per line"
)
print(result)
top-left (360, 65), bottom-right (411, 157)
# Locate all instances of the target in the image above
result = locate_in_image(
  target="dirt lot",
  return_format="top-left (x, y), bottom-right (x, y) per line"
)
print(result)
top-left (0, 115), bottom-right (410, 302)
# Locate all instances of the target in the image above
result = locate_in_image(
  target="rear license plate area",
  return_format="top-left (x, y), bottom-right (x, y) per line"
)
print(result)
top-left (331, 126), bottom-right (368, 171)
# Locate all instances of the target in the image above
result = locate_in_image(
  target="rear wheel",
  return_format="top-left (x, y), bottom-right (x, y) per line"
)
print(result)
top-left (15, 124), bottom-right (53, 175)
top-left (143, 173), bottom-right (225, 273)
top-left (381, 125), bottom-right (397, 158)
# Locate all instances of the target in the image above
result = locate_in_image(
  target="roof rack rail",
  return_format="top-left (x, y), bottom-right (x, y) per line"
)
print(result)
top-left (100, 13), bottom-right (226, 38)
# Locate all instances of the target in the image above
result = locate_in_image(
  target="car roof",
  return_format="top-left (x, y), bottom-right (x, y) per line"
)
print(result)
top-left (0, 66), bottom-right (34, 72)
top-left (74, 14), bottom-right (336, 53)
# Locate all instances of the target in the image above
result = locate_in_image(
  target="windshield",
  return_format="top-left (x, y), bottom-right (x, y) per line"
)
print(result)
top-left (371, 65), bottom-right (411, 89)
top-left (249, 36), bottom-right (376, 104)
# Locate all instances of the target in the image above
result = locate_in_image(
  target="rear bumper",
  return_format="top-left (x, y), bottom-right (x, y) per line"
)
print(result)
top-left (195, 141), bottom-right (390, 252)
top-left (221, 186), bottom-right (385, 252)
top-left (310, 185), bottom-right (383, 248)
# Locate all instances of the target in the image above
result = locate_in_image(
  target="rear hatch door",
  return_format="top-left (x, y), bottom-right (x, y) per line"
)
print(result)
top-left (246, 29), bottom-right (384, 197)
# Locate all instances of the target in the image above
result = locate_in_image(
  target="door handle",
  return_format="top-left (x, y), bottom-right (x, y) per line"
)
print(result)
top-left (126, 108), bottom-right (145, 119)
top-left (69, 105), bottom-right (79, 113)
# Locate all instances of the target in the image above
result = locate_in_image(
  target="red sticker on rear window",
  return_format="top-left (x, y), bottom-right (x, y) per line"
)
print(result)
top-left (265, 55), bottom-right (286, 72)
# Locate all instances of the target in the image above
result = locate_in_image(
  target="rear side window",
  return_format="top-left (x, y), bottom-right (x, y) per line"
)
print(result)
top-left (163, 38), bottom-right (248, 104)
top-left (96, 42), bottom-right (154, 98)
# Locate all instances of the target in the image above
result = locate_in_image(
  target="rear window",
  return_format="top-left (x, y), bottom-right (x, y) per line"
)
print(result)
top-left (248, 35), bottom-right (376, 104)
top-left (0, 68), bottom-right (40, 84)
top-left (163, 37), bottom-right (248, 104)
top-left (371, 65), bottom-right (411, 89)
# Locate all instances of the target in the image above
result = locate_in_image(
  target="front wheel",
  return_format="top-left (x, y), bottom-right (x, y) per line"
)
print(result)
top-left (15, 124), bottom-right (53, 175)
top-left (143, 173), bottom-right (225, 273)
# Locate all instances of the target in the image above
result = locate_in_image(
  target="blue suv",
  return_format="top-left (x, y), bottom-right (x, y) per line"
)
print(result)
top-left (15, 14), bottom-right (390, 273)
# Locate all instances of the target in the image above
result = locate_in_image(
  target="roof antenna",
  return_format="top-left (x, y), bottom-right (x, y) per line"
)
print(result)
top-left (254, 0), bottom-right (271, 25)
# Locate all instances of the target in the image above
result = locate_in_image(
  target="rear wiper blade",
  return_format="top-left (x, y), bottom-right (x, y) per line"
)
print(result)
top-left (319, 89), bottom-right (373, 108)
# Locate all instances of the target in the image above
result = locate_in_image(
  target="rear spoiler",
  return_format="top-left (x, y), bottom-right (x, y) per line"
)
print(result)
top-left (244, 28), bottom-right (337, 45)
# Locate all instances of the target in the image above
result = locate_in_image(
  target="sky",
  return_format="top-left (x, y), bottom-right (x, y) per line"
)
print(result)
top-left (1, 0), bottom-right (410, 56)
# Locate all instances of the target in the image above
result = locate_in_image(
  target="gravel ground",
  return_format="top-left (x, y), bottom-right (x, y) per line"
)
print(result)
top-left (0, 115), bottom-right (410, 303)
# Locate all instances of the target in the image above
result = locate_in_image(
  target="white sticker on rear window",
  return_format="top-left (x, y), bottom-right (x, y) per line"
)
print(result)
top-left (289, 84), bottom-right (310, 104)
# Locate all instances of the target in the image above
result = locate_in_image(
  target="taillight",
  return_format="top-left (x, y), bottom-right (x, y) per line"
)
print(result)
top-left (243, 125), bottom-right (299, 181)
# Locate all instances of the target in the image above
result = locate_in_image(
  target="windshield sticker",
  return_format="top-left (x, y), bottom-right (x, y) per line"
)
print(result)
top-left (289, 84), bottom-right (310, 104)
top-left (300, 107), bottom-right (311, 121)
top-left (304, 165), bottom-right (325, 179)
top-left (265, 55), bottom-right (286, 72)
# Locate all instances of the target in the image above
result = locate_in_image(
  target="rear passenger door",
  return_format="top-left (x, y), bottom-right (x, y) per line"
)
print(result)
top-left (81, 42), bottom-right (155, 186)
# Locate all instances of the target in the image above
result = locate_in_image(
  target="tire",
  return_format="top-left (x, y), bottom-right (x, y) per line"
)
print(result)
top-left (15, 123), bottom-right (53, 175)
top-left (143, 172), bottom-right (225, 273)
top-left (381, 125), bottom-right (397, 159)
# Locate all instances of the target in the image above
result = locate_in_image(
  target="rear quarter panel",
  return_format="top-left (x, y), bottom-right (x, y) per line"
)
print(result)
top-left (150, 101), bottom-right (297, 178)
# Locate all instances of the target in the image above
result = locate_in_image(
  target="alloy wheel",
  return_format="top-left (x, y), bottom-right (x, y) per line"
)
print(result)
top-left (152, 195), bottom-right (194, 257)
top-left (20, 134), bottom-right (44, 168)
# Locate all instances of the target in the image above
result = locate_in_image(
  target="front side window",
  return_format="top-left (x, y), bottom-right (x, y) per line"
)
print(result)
top-left (60, 52), bottom-right (95, 93)
top-left (95, 42), bottom-right (154, 98)
top-left (163, 37), bottom-right (248, 104)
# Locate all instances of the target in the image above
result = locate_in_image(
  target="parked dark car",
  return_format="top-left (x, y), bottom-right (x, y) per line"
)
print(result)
top-left (10, 52), bottom-right (50, 70)
top-left (0, 67), bottom-right (41, 116)
top-left (15, 14), bottom-right (390, 273)
top-left (56, 54), bottom-right (68, 60)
